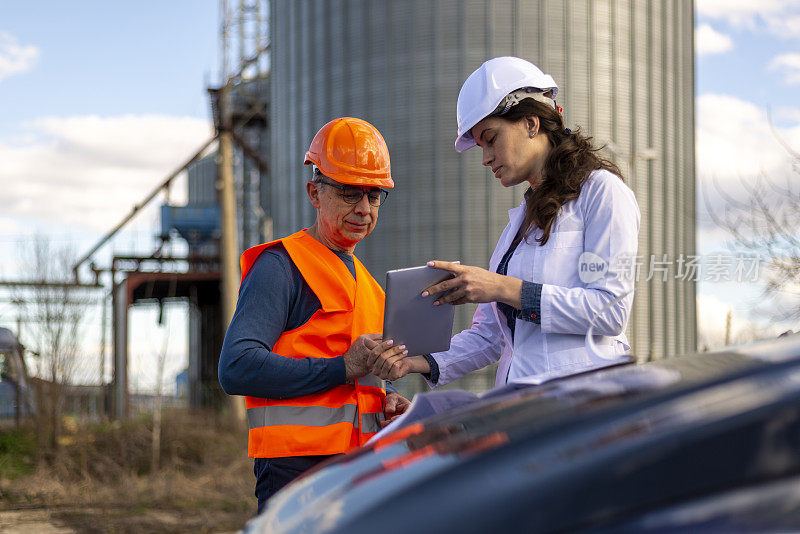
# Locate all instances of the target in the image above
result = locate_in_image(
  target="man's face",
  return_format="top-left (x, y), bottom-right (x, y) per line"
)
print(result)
top-left (307, 176), bottom-right (380, 252)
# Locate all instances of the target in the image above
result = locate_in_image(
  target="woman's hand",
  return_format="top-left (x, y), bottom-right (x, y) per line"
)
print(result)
top-left (367, 338), bottom-right (410, 380)
top-left (422, 260), bottom-right (523, 308)
top-left (366, 339), bottom-right (404, 371)
top-left (374, 354), bottom-right (430, 381)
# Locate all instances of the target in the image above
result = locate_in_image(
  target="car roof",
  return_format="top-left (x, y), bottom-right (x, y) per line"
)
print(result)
top-left (250, 335), bottom-right (800, 534)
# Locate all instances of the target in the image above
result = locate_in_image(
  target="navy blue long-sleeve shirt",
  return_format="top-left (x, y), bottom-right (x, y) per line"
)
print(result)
top-left (218, 243), bottom-right (393, 399)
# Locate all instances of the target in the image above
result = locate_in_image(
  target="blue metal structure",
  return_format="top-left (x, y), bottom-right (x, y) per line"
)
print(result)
top-left (160, 204), bottom-right (221, 246)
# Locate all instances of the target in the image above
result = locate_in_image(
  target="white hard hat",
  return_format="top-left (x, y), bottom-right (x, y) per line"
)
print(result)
top-left (455, 56), bottom-right (558, 152)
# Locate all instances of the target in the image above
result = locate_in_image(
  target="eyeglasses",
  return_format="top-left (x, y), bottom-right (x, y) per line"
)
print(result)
top-left (314, 179), bottom-right (389, 207)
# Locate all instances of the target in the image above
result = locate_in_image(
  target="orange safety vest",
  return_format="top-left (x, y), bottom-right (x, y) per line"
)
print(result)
top-left (240, 230), bottom-right (386, 458)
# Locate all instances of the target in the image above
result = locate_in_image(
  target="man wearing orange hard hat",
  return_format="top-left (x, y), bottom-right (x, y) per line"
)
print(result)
top-left (218, 117), bottom-right (410, 513)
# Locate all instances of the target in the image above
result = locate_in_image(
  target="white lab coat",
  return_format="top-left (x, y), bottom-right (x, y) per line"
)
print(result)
top-left (429, 169), bottom-right (641, 388)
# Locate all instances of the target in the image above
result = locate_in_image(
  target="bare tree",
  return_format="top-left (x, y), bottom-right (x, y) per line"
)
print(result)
top-left (152, 275), bottom-right (177, 472)
top-left (705, 137), bottom-right (800, 323)
top-left (14, 236), bottom-right (91, 457)
top-left (151, 316), bottom-right (169, 472)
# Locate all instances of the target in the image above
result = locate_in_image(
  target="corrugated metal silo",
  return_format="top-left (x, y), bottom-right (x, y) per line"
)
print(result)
top-left (269, 0), bottom-right (696, 390)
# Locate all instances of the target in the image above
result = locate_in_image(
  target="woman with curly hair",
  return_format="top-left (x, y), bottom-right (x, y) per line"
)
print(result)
top-left (370, 56), bottom-right (641, 389)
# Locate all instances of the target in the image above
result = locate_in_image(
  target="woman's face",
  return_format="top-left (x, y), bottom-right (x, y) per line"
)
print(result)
top-left (470, 115), bottom-right (548, 189)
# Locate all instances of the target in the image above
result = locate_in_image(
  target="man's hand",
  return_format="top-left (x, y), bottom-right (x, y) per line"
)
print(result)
top-left (343, 334), bottom-right (382, 380)
top-left (382, 392), bottom-right (411, 428)
top-left (369, 339), bottom-right (430, 380)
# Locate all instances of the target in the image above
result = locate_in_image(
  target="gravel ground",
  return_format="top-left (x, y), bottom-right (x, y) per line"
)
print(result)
top-left (0, 505), bottom-right (249, 533)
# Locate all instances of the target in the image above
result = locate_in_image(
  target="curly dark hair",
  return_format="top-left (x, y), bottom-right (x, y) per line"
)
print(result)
top-left (498, 99), bottom-right (623, 245)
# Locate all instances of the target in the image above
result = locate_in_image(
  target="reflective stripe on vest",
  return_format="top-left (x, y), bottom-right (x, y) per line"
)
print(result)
top-left (247, 404), bottom-right (357, 429)
top-left (240, 230), bottom-right (387, 458)
top-left (350, 374), bottom-right (384, 388)
top-left (246, 405), bottom-right (385, 434)
top-left (359, 412), bottom-right (386, 434)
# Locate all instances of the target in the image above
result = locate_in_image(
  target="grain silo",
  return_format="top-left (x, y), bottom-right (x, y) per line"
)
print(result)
top-left (269, 0), bottom-right (696, 392)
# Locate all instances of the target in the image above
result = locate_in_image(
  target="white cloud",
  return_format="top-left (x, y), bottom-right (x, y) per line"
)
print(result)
top-left (695, 93), bottom-right (800, 262)
top-left (696, 93), bottom-right (800, 182)
top-left (769, 53), bottom-right (800, 84)
top-left (0, 217), bottom-right (22, 234)
top-left (696, 0), bottom-right (787, 21)
top-left (773, 106), bottom-right (800, 123)
top-left (763, 13), bottom-right (800, 39)
top-left (696, 0), bottom-right (800, 39)
top-left (695, 222), bottom-right (738, 250)
top-left (0, 31), bottom-right (39, 82)
top-left (695, 24), bottom-right (734, 55)
top-left (0, 114), bottom-right (212, 232)
top-left (696, 292), bottom-right (785, 349)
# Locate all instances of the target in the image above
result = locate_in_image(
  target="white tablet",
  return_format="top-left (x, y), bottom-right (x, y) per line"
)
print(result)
top-left (383, 263), bottom-right (459, 356)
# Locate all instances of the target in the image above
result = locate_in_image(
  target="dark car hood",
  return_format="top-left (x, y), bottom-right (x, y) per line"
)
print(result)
top-left (248, 335), bottom-right (800, 534)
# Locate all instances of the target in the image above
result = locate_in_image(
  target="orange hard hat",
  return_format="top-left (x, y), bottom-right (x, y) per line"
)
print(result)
top-left (303, 117), bottom-right (394, 189)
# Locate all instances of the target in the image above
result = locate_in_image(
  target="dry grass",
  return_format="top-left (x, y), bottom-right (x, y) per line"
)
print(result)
top-left (0, 410), bottom-right (256, 533)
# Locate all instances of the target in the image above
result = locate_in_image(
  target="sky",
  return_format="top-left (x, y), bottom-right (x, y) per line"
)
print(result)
top-left (693, 0), bottom-right (800, 346)
top-left (1, 1), bottom-right (799, 390)
top-left (0, 1), bottom-right (219, 391)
